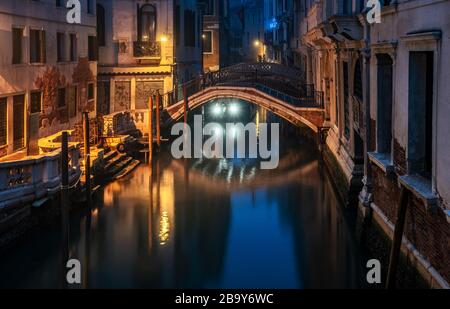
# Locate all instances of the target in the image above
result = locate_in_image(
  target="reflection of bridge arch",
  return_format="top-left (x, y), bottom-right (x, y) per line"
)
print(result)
top-left (165, 86), bottom-right (326, 133)
top-left (169, 151), bottom-right (320, 192)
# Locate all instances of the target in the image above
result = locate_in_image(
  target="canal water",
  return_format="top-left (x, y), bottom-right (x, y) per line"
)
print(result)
top-left (0, 102), bottom-right (367, 289)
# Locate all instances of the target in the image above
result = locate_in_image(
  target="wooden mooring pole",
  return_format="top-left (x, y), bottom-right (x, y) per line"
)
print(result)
top-left (156, 93), bottom-right (161, 149)
top-left (386, 186), bottom-right (410, 289)
top-left (148, 96), bottom-right (154, 162)
top-left (83, 112), bottom-right (92, 208)
top-left (60, 131), bottom-right (70, 289)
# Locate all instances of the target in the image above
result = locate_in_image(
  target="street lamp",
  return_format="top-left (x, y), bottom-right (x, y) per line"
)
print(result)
top-left (254, 40), bottom-right (264, 62)
top-left (160, 35), bottom-right (168, 43)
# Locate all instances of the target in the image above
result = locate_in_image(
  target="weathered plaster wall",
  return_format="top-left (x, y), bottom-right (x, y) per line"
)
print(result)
top-left (370, 0), bottom-right (450, 207)
top-left (0, 0), bottom-right (97, 156)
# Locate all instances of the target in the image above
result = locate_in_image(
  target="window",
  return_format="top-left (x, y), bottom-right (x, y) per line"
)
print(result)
top-left (408, 51), bottom-right (434, 179)
top-left (57, 32), bottom-right (65, 62)
top-left (88, 35), bottom-right (98, 61)
top-left (30, 29), bottom-right (46, 63)
top-left (376, 54), bottom-right (393, 156)
top-left (87, 0), bottom-right (94, 14)
top-left (30, 91), bottom-right (42, 114)
top-left (0, 98), bottom-right (6, 146)
top-left (139, 4), bottom-right (157, 42)
top-left (184, 10), bottom-right (196, 47)
top-left (58, 87), bottom-right (66, 108)
top-left (203, 31), bottom-right (213, 53)
top-left (69, 33), bottom-right (77, 61)
top-left (12, 28), bottom-right (23, 64)
top-left (343, 62), bottom-right (350, 139)
top-left (88, 83), bottom-right (94, 101)
top-left (69, 86), bottom-right (77, 118)
top-left (97, 4), bottom-right (106, 46)
top-left (13, 95), bottom-right (25, 151)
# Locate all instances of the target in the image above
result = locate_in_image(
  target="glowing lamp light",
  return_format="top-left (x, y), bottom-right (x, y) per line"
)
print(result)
top-left (160, 35), bottom-right (168, 43)
top-left (269, 18), bottom-right (278, 30)
top-left (228, 104), bottom-right (239, 115)
top-left (212, 104), bottom-right (222, 116)
top-left (254, 40), bottom-right (260, 47)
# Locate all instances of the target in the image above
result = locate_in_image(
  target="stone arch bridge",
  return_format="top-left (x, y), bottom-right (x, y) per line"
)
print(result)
top-left (102, 62), bottom-right (328, 138)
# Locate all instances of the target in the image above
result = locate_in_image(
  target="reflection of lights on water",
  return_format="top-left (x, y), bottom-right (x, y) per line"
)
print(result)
top-left (91, 208), bottom-right (99, 217)
top-left (256, 110), bottom-right (260, 137)
top-left (159, 211), bottom-right (171, 245)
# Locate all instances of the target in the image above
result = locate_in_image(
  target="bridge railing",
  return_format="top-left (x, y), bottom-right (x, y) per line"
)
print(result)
top-left (159, 63), bottom-right (324, 109)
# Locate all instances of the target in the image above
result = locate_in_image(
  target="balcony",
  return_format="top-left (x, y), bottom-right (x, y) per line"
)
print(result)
top-left (133, 41), bottom-right (161, 60)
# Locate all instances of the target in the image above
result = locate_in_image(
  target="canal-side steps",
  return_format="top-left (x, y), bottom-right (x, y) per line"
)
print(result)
top-left (102, 149), bottom-right (140, 181)
top-left (82, 146), bottom-right (140, 184)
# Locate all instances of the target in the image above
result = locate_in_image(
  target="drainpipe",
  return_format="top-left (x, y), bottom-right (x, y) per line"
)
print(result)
top-left (358, 11), bottom-right (373, 214)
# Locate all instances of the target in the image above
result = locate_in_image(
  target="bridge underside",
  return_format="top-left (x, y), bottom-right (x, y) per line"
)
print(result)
top-left (165, 86), bottom-right (326, 133)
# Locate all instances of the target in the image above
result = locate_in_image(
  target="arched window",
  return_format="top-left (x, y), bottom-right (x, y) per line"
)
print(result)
top-left (139, 4), bottom-right (157, 42)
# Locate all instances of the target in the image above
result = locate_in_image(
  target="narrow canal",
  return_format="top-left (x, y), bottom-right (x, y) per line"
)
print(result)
top-left (0, 102), bottom-right (367, 289)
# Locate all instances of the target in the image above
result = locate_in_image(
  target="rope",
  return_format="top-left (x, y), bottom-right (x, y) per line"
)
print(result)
top-left (60, 169), bottom-right (83, 190)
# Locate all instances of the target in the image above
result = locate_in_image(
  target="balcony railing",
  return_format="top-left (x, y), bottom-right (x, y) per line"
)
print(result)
top-left (133, 41), bottom-right (161, 59)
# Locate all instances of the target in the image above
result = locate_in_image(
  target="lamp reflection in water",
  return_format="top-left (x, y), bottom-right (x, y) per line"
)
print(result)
top-left (158, 211), bottom-right (171, 245)
top-left (148, 160), bottom-right (175, 247)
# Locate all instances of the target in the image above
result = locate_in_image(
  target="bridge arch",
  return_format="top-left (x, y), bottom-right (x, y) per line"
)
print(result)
top-left (165, 86), bottom-right (326, 133)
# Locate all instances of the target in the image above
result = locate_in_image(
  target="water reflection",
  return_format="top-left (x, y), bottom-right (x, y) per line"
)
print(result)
top-left (0, 104), bottom-right (364, 289)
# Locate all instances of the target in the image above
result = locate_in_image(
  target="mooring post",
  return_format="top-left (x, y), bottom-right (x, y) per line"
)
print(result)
top-left (183, 85), bottom-right (188, 124)
top-left (60, 131), bottom-right (70, 289)
top-left (148, 96), bottom-right (154, 162)
top-left (386, 186), bottom-right (410, 289)
top-left (83, 111), bottom-right (92, 208)
top-left (156, 92), bottom-right (161, 149)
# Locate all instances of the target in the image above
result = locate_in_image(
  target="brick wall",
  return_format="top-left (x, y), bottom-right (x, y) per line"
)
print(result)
top-left (394, 139), bottom-right (407, 175)
top-left (372, 165), bottom-right (450, 283)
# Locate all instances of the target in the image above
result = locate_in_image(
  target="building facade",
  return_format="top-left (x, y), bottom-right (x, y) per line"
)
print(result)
top-left (199, 0), bottom-right (233, 72)
top-left (366, 0), bottom-right (450, 288)
top-left (0, 0), bottom-right (98, 158)
top-left (241, 0), bottom-right (264, 62)
top-left (97, 0), bottom-right (203, 117)
top-left (296, 0), bottom-right (450, 287)
top-left (263, 0), bottom-right (296, 65)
